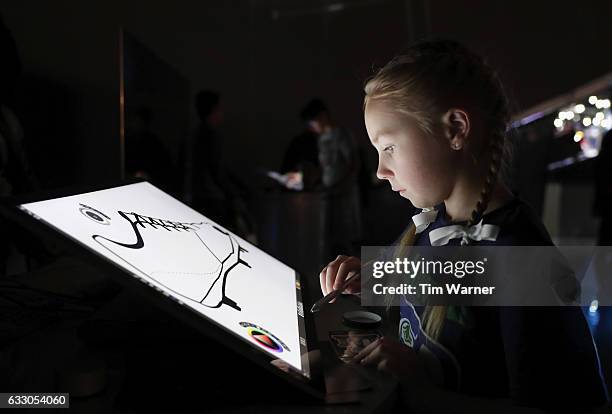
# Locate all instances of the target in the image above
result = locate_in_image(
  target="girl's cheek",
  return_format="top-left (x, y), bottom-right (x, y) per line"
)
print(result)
top-left (405, 158), bottom-right (430, 182)
top-left (411, 165), bottom-right (442, 194)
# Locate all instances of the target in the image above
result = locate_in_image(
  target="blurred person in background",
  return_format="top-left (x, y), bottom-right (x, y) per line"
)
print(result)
top-left (300, 98), bottom-right (362, 256)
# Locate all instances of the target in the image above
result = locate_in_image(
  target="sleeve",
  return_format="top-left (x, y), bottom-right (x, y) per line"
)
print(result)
top-left (499, 306), bottom-right (608, 412)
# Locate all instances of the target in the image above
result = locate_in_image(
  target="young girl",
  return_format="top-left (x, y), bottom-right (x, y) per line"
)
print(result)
top-left (320, 40), bottom-right (609, 413)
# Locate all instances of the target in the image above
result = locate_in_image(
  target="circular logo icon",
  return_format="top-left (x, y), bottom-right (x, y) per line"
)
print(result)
top-left (247, 327), bottom-right (283, 352)
top-left (239, 322), bottom-right (289, 353)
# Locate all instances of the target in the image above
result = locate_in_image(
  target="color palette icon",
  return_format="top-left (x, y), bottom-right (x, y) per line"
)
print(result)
top-left (248, 328), bottom-right (283, 352)
top-left (239, 322), bottom-right (290, 353)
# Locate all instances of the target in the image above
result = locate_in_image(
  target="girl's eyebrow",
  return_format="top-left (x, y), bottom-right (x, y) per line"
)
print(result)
top-left (372, 129), bottom-right (393, 143)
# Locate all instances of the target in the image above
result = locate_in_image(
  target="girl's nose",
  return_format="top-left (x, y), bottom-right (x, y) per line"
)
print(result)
top-left (376, 161), bottom-right (393, 180)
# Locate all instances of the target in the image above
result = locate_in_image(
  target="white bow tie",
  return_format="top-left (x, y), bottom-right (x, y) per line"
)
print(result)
top-left (412, 207), bottom-right (501, 246)
top-left (412, 207), bottom-right (439, 234)
top-left (428, 219), bottom-right (500, 246)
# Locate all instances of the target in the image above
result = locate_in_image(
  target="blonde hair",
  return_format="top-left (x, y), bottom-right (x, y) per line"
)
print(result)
top-left (369, 40), bottom-right (512, 339)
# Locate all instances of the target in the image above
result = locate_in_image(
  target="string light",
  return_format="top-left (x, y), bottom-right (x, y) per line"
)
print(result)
top-left (574, 131), bottom-right (584, 142)
top-left (550, 96), bottom-right (612, 162)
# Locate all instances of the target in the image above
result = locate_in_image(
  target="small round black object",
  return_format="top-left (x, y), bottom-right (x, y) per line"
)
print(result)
top-left (342, 311), bottom-right (382, 329)
top-left (87, 212), bottom-right (103, 221)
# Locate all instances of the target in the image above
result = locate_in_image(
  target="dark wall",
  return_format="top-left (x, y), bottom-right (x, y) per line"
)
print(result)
top-left (430, 1), bottom-right (612, 114)
top-left (2, 0), bottom-right (612, 188)
top-left (2, 1), bottom-right (120, 187)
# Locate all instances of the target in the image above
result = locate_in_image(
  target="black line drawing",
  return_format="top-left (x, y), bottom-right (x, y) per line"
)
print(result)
top-left (83, 206), bottom-right (249, 311)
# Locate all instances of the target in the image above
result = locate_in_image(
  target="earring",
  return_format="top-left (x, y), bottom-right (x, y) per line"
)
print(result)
top-left (452, 142), bottom-right (462, 150)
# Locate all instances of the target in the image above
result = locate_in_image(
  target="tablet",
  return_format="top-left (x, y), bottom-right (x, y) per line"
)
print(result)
top-left (3, 180), bottom-right (325, 399)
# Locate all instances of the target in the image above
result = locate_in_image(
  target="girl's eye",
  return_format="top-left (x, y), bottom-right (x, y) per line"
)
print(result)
top-left (383, 145), bottom-right (395, 153)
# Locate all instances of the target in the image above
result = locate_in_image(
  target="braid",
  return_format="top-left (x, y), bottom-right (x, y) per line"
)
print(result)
top-left (464, 132), bottom-right (504, 231)
top-left (458, 50), bottom-right (510, 244)
top-left (460, 137), bottom-right (503, 246)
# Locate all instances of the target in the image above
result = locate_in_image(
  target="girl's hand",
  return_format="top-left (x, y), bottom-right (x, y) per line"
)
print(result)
top-left (353, 336), bottom-right (432, 385)
top-left (319, 255), bottom-right (361, 300)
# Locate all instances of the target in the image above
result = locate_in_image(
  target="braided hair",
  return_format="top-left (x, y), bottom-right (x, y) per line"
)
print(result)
top-left (366, 40), bottom-right (512, 338)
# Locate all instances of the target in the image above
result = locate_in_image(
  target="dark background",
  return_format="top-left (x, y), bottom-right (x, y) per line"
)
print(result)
top-left (2, 0), bottom-right (612, 186)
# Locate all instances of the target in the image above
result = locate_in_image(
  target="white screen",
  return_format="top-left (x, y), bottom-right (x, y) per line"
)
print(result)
top-left (20, 182), bottom-right (305, 371)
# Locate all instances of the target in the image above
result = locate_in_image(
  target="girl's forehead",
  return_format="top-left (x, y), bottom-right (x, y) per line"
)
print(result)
top-left (366, 101), bottom-right (414, 135)
top-left (365, 99), bottom-right (414, 124)
top-left (365, 98), bottom-right (392, 114)
top-left (365, 101), bottom-right (396, 124)
top-left (365, 111), bottom-right (393, 144)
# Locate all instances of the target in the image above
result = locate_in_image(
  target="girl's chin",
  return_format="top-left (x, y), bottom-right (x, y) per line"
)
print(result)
top-left (406, 194), bottom-right (434, 209)
top-left (397, 190), bottom-right (435, 209)
top-left (399, 191), bottom-right (417, 203)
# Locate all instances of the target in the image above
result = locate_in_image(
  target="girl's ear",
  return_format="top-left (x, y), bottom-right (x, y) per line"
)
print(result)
top-left (442, 109), bottom-right (470, 150)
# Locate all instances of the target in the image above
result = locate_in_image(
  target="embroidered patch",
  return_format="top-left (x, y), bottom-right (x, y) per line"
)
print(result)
top-left (399, 317), bottom-right (416, 347)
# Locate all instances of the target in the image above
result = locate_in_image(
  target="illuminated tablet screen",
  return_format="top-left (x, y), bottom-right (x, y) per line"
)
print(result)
top-left (19, 182), bottom-right (309, 375)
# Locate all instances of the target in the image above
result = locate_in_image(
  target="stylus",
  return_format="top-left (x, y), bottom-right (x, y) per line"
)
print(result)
top-left (310, 271), bottom-right (361, 313)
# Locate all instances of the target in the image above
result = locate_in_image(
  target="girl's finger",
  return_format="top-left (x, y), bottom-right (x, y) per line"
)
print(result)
top-left (376, 358), bottom-right (390, 374)
top-left (325, 255), bottom-right (346, 296)
top-left (344, 281), bottom-right (360, 294)
top-left (353, 337), bottom-right (382, 363)
top-left (325, 262), bottom-right (338, 297)
top-left (319, 266), bottom-right (328, 295)
top-left (360, 343), bottom-right (382, 366)
top-left (334, 263), bottom-right (357, 292)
